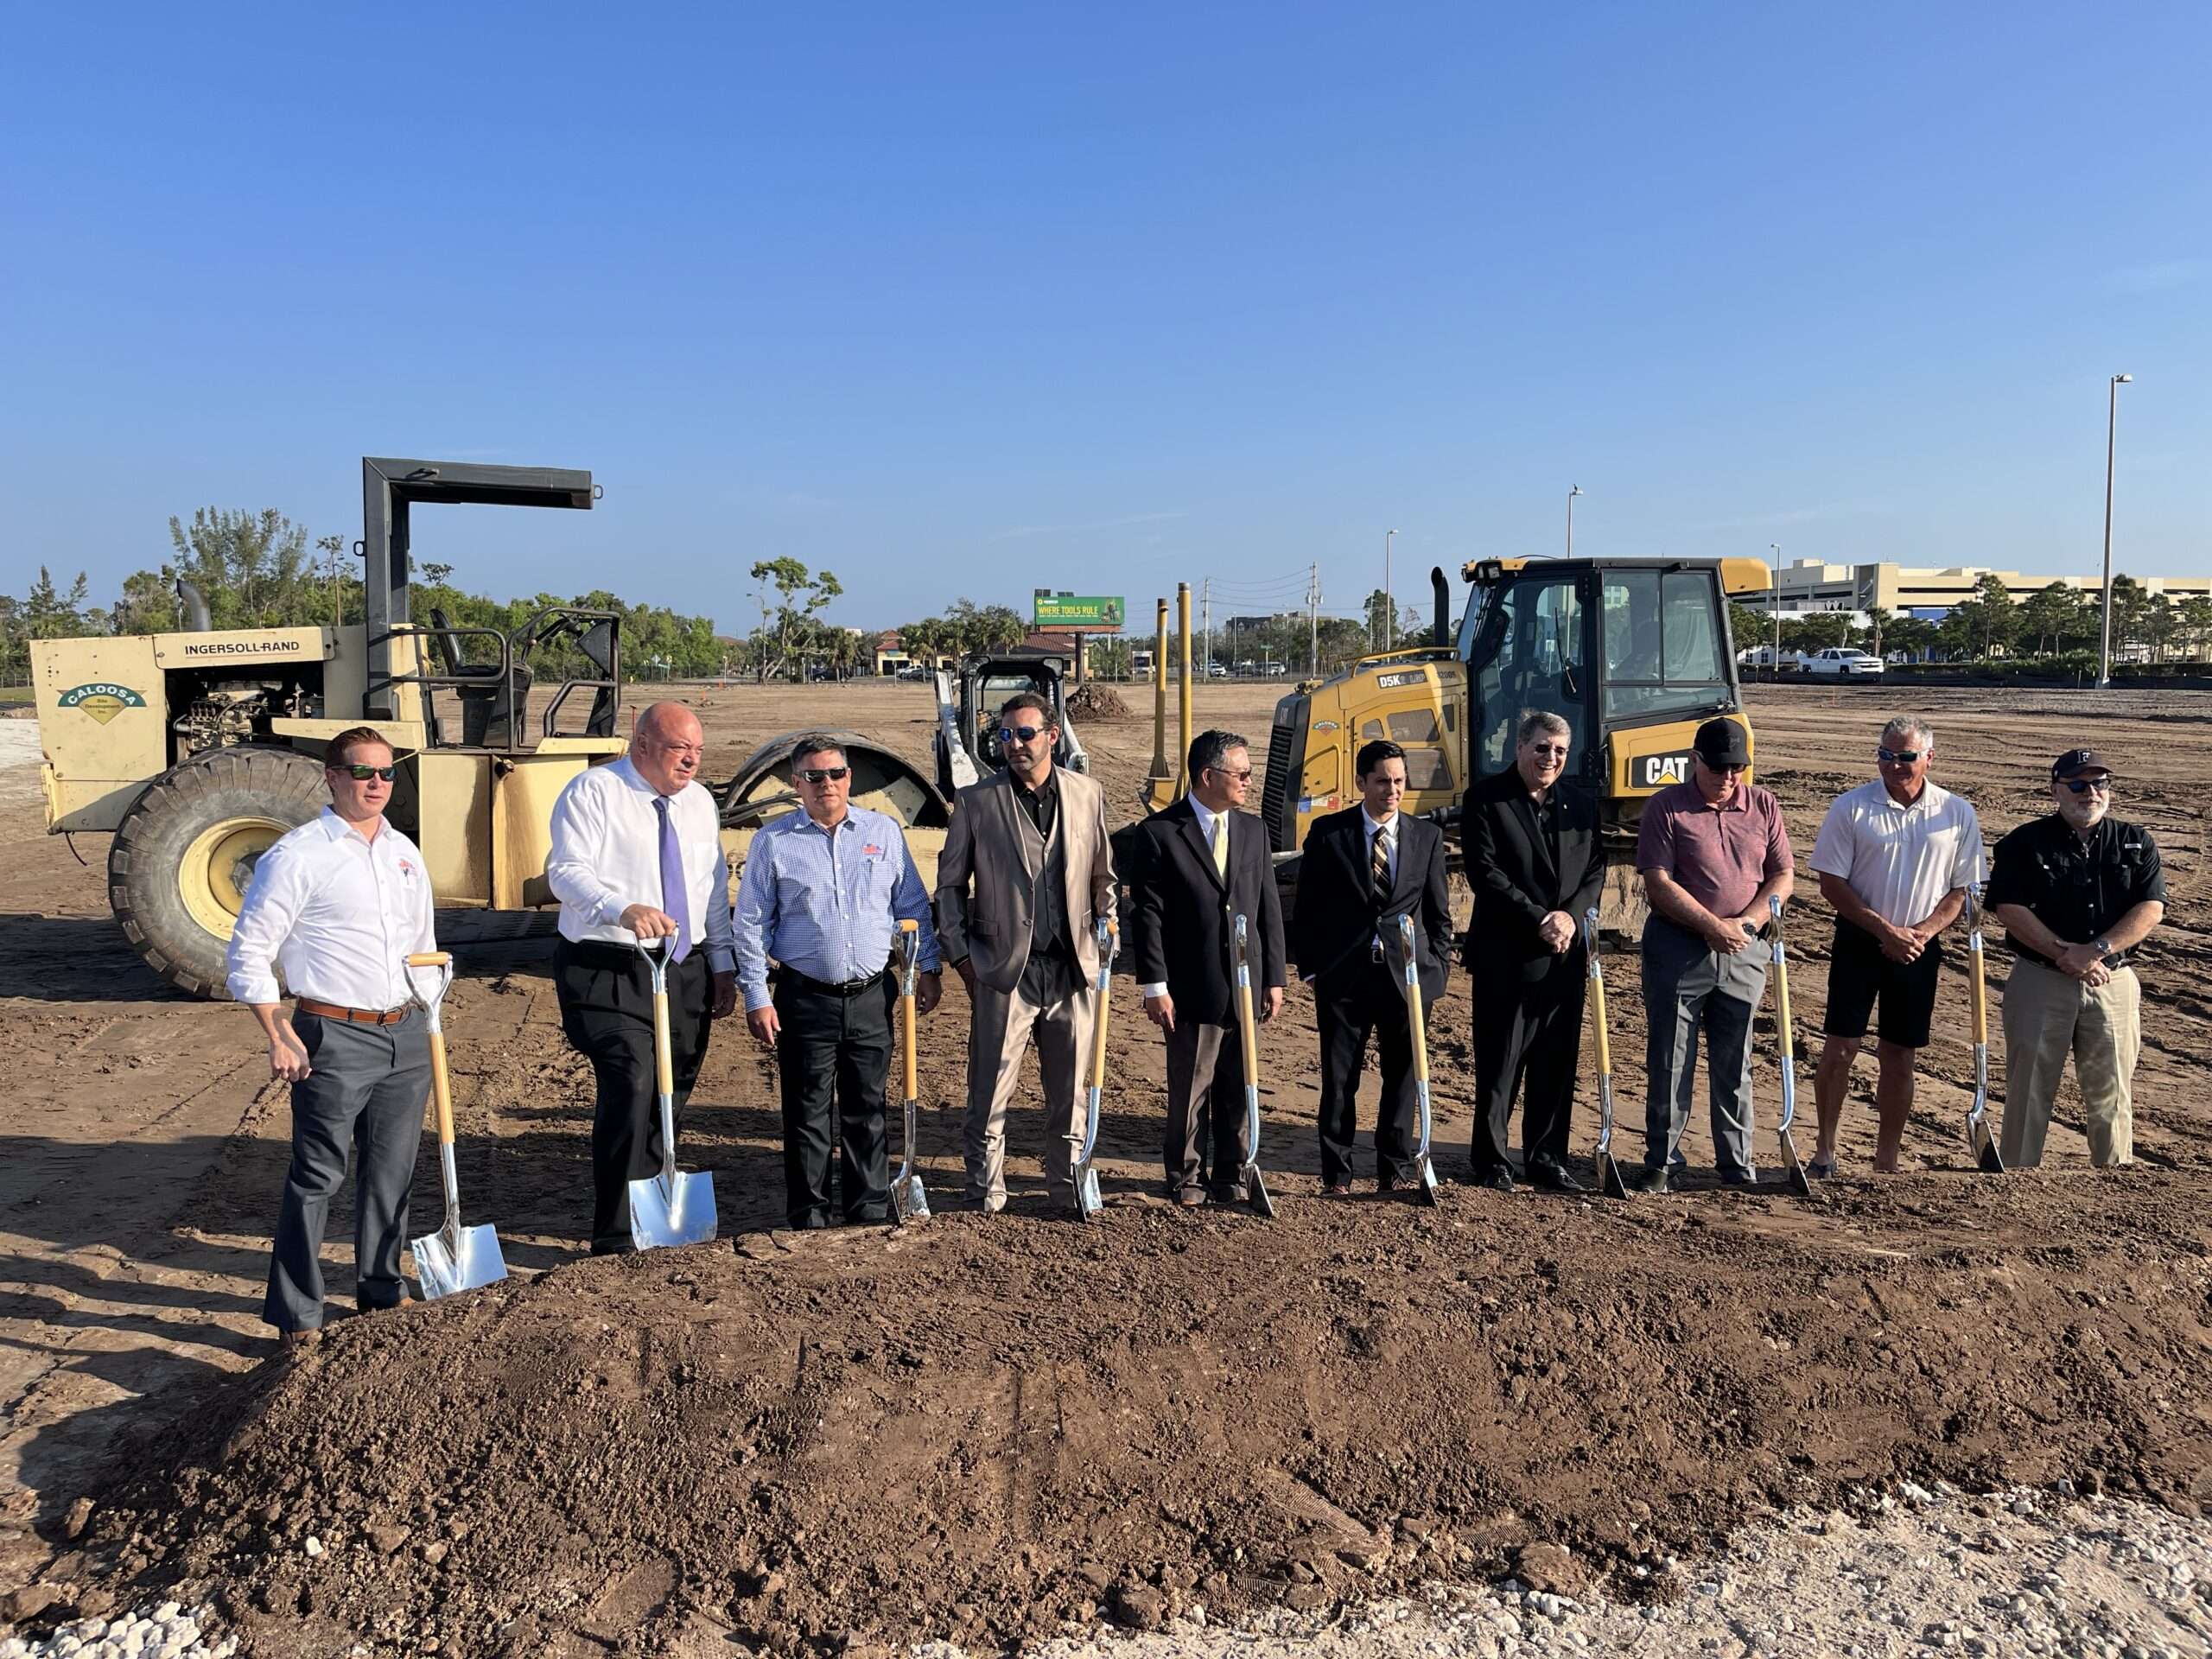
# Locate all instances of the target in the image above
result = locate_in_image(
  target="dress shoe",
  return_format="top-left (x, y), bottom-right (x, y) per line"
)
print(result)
top-left (1718, 1167), bottom-right (1759, 1188)
top-left (1528, 1160), bottom-right (1585, 1194)
top-left (1478, 1166), bottom-right (1516, 1193)
top-left (1378, 1175), bottom-right (1402, 1194)
top-left (1322, 1182), bottom-right (1353, 1198)
top-left (282, 1328), bottom-right (322, 1353)
top-left (1630, 1166), bottom-right (1670, 1194)
top-left (1176, 1186), bottom-right (1207, 1208)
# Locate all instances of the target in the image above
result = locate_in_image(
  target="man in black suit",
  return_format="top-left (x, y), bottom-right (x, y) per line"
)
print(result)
top-left (1292, 739), bottom-right (1452, 1194)
top-left (1461, 709), bottom-right (1605, 1192)
top-left (1128, 728), bottom-right (1287, 1205)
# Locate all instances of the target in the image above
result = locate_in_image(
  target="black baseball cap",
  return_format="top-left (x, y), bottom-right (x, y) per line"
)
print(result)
top-left (1694, 717), bottom-right (1751, 767)
top-left (2051, 747), bottom-right (2113, 780)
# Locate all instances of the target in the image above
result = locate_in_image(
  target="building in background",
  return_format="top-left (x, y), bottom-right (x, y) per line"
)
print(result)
top-left (1760, 559), bottom-right (2212, 619)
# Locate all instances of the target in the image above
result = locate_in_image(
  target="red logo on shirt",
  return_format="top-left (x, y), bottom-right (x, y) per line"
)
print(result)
top-left (397, 859), bottom-right (415, 877)
top-left (862, 844), bottom-right (883, 856)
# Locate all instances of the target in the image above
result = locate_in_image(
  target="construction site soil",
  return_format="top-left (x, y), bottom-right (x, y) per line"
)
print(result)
top-left (6, 683), bottom-right (2212, 1656)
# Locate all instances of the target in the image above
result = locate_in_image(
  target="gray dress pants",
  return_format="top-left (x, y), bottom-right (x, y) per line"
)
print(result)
top-left (1639, 916), bottom-right (1767, 1178)
top-left (264, 1008), bottom-right (431, 1332)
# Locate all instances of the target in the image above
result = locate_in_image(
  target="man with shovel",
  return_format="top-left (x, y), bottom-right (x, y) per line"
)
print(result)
top-left (936, 692), bottom-right (1117, 1215)
top-left (547, 702), bottom-right (738, 1256)
top-left (227, 726), bottom-right (436, 1348)
top-left (735, 734), bottom-right (942, 1228)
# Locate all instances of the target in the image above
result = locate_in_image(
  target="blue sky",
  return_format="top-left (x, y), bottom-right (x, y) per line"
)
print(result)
top-left (5, 3), bottom-right (2206, 635)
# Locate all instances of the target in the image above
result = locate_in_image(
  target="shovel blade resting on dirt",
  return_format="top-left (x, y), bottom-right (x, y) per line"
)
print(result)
top-left (1963, 884), bottom-right (2005, 1176)
top-left (1395, 914), bottom-right (1441, 1205)
top-left (1767, 897), bottom-right (1815, 1198)
top-left (1583, 910), bottom-right (1630, 1201)
top-left (404, 952), bottom-right (509, 1300)
top-left (891, 919), bottom-right (931, 1224)
top-left (628, 939), bottom-right (718, 1250)
top-left (1072, 918), bottom-right (1116, 1220)
top-left (1230, 912), bottom-right (1275, 1218)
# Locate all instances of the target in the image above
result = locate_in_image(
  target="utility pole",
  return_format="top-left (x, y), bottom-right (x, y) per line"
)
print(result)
top-left (1202, 577), bottom-right (1212, 676)
top-left (1770, 543), bottom-right (1783, 680)
top-left (2098, 372), bottom-right (2133, 689)
top-left (1307, 563), bottom-right (1321, 677)
top-left (1567, 485), bottom-right (1583, 557)
top-left (1384, 530), bottom-right (1396, 651)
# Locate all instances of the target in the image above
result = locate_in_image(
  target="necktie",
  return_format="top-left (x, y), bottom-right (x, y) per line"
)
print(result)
top-left (1211, 810), bottom-right (1229, 879)
top-left (1371, 824), bottom-right (1391, 905)
top-left (654, 795), bottom-right (693, 963)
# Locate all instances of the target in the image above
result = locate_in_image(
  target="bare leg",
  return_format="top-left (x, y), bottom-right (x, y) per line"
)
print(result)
top-left (1871, 1039), bottom-right (1916, 1173)
top-left (1812, 1034), bottom-right (1859, 1163)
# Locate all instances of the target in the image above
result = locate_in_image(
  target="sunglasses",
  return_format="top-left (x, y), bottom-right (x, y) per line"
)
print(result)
top-left (1207, 766), bottom-right (1255, 782)
top-left (2060, 777), bottom-right (2113, 795)
top-left (1877, 748), bottom-right (1923, 766)
top-left (336, 764), bottom-right (397, 782)
top-left (998, 724), bottom-right (1049, 745)
top-left (797, 766), bottom-right (850, 784)
top-left (1527, 744), bottom-right (1570, 759)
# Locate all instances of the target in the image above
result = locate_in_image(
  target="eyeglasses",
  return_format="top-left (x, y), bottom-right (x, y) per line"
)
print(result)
top-left (1208, 766), bottom-right (1255, 782)
top-left (336, 764), bottom-right (397, 782)
top-left (2061, 777), bottom-right (2113, 795)
top-left (998, 724), bottom-right (1049, 745)
top-left (797, 766), bottom-right (850, 784)
top-left (648, 741), bottom-right (704, 760)
top-left (1877, 748), bottom-right (1922, 766)
top-left (1527, 744), bottom-right (1570, 759)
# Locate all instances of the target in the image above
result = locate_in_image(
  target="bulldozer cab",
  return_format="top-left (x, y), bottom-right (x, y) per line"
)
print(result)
top-left (932, 656), bottom-right (1089, 798)
top-left (1460, 557), bottom-right (1743, 796)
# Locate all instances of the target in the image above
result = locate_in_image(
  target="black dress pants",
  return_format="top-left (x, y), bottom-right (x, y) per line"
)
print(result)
top-left (555, 938), bottom-right (713, 1254)
top-left (775, 971), bottom-right (896, 1227)
top-left (1315, 960), bottom-right (1425, 1187)
top-left (1471, 956), bottom-right (1586, 1175)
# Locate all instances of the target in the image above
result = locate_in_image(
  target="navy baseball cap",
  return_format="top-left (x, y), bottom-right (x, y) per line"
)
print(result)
top-left (2051, 748), bottom-right (2113, 780)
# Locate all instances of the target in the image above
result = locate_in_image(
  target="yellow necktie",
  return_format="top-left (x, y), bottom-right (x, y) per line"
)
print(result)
top-left (1211, 810), bottom-right (1229, 878)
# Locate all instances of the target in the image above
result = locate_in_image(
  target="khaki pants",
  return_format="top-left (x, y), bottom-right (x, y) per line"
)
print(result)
top-left (963, 956), bottom-right (1096, 1208)
top-left (1999, 958), bottom-right (2139, 1169)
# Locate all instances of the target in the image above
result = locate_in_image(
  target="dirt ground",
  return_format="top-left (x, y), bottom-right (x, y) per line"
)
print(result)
top-left (3, 683), bottom-right (2212, 1655)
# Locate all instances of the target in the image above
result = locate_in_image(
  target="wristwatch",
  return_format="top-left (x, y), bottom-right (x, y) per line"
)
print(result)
top-left (2091, 937), bottom-right (2113, 959)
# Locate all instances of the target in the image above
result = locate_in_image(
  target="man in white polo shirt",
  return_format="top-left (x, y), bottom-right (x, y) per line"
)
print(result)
top-left (226, 726), bottom-right (436, 1344)
top-left (1808, 715), bottom-right (1984, 1176)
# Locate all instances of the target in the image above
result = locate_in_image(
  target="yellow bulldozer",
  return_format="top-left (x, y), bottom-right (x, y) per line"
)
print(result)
top-left (1128, 556), bottom-right (1770, 933)
top-left (31, 458), bottom-right (628, 995)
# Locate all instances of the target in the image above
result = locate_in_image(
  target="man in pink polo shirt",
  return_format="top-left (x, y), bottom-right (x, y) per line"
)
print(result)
top-left (1632, 717), bottom-right (1794, 1192)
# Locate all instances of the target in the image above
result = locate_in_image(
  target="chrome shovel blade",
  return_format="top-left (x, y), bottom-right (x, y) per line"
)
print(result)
top-left (411, 1221), bottom-right (507, 1300)
top-left (1414, 1154), bottom-right (1440, 1205)
top-left (1597, 1150), bottom-right (1630, 1201)
top-left (1242, 1161), bottom-right (1274, 1218)
top-left (1778, 1126), bottom-right (1814, 1198)
top-left (1074, 1166), bottom-right (1103, 1220)
top-left (1969, 1115), bottom-right (2005, 1175)
top-left (630, 1168), bottom-right (718, 1250)
top-left (893, 1170), bottom-right (931, 1224)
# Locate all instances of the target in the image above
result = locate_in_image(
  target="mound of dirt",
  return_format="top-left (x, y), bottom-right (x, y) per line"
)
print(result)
top-left (59, 1173), bottom-right (2212, 1657)
top-left (1065, 683), bottom-right (1130, 719)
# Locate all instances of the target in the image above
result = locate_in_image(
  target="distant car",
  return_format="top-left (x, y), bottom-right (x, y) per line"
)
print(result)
top-left (1802, 647), bottom-right (1884, 679)
top-left (1206, 663), bottom-right (1230, 677)
top-left (894, 665), bottom-right (927, 681)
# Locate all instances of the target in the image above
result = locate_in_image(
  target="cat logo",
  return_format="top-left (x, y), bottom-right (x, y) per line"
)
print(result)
top-left (58, 682), bottom-right (149, 726)
top-left (1637, 751), bottom-right (1694, 789)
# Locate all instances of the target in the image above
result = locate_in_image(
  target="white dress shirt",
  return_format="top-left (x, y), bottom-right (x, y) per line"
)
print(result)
top-left (226, 808), bottom-right (437, 1008)
top-left (1141, 793), bottom-right (1227, 998)
top-left (1809, 777), bottom-right (1983, 929)
top-left (546, 756), bottom-right (736, 971)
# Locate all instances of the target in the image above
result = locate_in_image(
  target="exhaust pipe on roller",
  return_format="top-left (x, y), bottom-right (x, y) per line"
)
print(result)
top-left (1431, 567), bottom-right (1452, 650)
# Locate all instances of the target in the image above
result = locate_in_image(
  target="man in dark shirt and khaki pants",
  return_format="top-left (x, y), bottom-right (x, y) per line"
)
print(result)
top-left (1633, 717), bottom-right (1794, 1190)
top-left (1987, 747), bottom-right (2164, 1169)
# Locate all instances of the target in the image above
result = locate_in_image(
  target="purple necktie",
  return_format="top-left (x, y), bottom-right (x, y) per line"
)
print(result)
top-left (653, 795), bottom-right (692, 963)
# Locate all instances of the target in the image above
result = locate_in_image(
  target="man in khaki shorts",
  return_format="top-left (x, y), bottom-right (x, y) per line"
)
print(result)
top-left (1986, 747), bottom-right (2164, 1168)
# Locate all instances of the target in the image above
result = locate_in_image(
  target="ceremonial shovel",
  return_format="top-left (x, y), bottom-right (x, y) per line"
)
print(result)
top-left (1962, 883), bottom-right (2005, 1175)
top-left (1582, 909), bottom-right (1630, 1200)
top-left (890, 918), bottom-right (931, 1224)
top-left (404, 951), bottom-right (509, 1299)
top-left (627, 938), bottom-right (718, 1249)
top-left (1230, 912), bottom-right (1275, 1218)
top-left (1071, 918), bottom-right (1116, 1220)
top-left (1766, 896), bottom-right (1815, 1198)
top-left (1394, 913), bottom-right (1441, 1205)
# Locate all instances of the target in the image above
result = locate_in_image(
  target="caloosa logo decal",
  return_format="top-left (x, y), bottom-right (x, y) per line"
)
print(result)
top-left (58, 683), bottom-right (148, 725)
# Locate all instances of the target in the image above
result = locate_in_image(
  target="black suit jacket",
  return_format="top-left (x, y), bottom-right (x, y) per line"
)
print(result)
top-left (1128, 798), bottom-right (1287, 1027)
top-left (1460, 767), bottom-right (1605, 981)
top-left (1291, 807), bottom-right (1452, 1001)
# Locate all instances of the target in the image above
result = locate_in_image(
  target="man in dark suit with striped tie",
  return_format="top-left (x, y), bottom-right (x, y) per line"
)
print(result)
top-left (1291, 739), bottom-right (1452, 1194)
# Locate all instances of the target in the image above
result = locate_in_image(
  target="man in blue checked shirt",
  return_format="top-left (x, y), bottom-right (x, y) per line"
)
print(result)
top-left (735, 733), bottom-right (942, 1228)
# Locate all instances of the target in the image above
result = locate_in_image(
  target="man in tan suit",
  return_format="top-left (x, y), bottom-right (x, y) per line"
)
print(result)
top-left (937, 690), bottom-right (1117, 1214)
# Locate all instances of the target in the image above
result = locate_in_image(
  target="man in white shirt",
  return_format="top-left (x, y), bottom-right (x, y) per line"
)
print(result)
top-left (1808, 715), bottom-right (1984, 1176)
top-left (226, 726), bottom-right (437, 1344)
top-left (546, 702), bottom-right (737, 1254)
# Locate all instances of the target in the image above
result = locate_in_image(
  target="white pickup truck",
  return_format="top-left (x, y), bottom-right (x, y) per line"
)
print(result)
top-left (1800, 647), bottom-right (1884, 679)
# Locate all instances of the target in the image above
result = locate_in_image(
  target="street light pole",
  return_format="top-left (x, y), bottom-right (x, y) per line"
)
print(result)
top-left (1770, 543), bottom-right (1783, 681)
top-left (1384, 528), bottom-right (1397, 651)
top-left (2098, 372), bottom-right (2133, 689)
top-left (1567, 485), bottom-right (1583, 558)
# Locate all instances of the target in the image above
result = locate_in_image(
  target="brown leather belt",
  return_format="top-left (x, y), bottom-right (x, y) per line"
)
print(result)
top-left (296, 998), bottom-right (410, 1026)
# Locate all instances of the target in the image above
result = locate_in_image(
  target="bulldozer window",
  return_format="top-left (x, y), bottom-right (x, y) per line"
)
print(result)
top-left (1470, 575), bottom-right (1587, 778)
top-left (1601, 569), bottom-right (1729, 721)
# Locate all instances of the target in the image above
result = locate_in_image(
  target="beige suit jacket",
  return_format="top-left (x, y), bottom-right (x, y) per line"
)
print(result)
top-left (935, 766), bottom-right (1117, 995)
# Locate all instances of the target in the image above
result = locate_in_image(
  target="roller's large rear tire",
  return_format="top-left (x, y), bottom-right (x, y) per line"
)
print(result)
top-left (108, 747), bottom-right (328, 998)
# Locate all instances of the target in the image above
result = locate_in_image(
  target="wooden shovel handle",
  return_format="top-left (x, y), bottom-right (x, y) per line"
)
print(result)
top-left (406, 951), bottom-right (451, 968)
top-left (1088, 922), bottom-right (1116, 1088)
top-left (652, 987), bottom-right (675, 1099)
top-left (899, 918), bottom-right (919, 1101)
top-left (424, 1027), bottom-right (457, 1148)
top-left (1231, 914), bottom-right (1260, 1090)
top-left (1589, 963), bottom-right (1612, 1076)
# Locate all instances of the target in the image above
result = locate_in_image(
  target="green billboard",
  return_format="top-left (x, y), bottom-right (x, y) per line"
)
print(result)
top-left (1033, 594), bottom-right (1126, 629)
